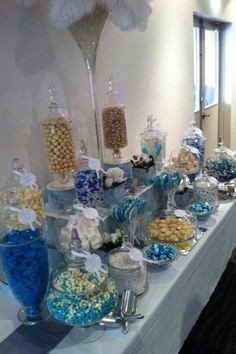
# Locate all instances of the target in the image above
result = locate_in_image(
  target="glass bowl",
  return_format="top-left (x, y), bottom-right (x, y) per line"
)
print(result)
top-left (142, 242), bottom-right (179, 266)
top-left (47, 263), bottom-right (117, 327)
top-left (188, 202), bottom-right (215, 222)
top-left (148, 210), bottom-right (198, 254)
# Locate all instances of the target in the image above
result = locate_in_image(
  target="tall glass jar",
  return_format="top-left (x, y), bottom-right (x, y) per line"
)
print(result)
top-left (182, 119), bottom-right (206, 171)
top-left (192, 172), bottom-right (219, 209)
top-left (206, 138), bottom-right (236, 182)
top-left (102, 77), bottom-right (128, 159)
top-left (171, 143), bottom-right (200, 182)
top-left (0, 213), bottom-right (49, 325)
top-left (42, 84), bottom-right (77, 185)
top-left (140, 114), bottom-right (167, 172)
top-left (0, 158), bottom-right (45, 230)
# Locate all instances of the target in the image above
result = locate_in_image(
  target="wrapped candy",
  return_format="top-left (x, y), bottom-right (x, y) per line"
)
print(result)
top-left (153, 160), bottom-right (183, 211)
top-left (206, 138), bottom-right (236, 182)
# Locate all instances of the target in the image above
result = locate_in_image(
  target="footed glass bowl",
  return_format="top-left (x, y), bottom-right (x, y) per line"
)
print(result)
top-left (148, 210), bottom-right (198, 254)
top-left (143, 243), bottom-right (179, 266)
top-left (188, 202), bottom-right (215, 222)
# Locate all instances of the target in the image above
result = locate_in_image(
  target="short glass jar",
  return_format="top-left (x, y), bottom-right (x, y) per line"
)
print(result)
top-left (192, 172), bottom-right (219, 209)
top-left (108, 246), bottom-right (147, 296)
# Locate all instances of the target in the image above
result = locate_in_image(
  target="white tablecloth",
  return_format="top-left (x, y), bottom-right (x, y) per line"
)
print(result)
top-left (1, 200), bottom-right (236, 354)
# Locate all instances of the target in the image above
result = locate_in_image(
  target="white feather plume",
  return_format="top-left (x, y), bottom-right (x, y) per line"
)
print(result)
top-left (50, 0), bottom-right (97, 28)
top-left (17, 0), bottom-right (152, 31)
top-left (99, 0), bottom-right (152, 31)
top-left (16, 0), bottom-right (37, 9)
top-left (107, 1), bottom-right (134, 31)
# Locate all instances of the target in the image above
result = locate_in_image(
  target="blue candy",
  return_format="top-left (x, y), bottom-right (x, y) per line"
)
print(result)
top-left (190, 202), bottom-right (215, 221)
top-left (110, 197), bottom-right (148, 224)
top-left (1, 228), bottom-right (49, 316)
top-left (145, 243), bottom-right (177, 263)
top-left (153, 171), bottom-right (183, 191)
top-left (74, 169), bottom-right (103, 206)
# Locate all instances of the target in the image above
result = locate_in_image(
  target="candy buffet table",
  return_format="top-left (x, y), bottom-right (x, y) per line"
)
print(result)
top-left (0, 200), bottom-right (236, 354)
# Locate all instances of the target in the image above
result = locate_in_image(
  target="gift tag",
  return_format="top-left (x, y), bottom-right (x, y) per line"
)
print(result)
top-left (83, 207), bottom-right (99, 220)
top-left (13, 169), bottom-right (38, 188)
top-left (128, 248), bottom-right (145, 270)
top-left (9, 206), bottom-right (40, 230)
top-left (128, 248), bottom-right (143, 262)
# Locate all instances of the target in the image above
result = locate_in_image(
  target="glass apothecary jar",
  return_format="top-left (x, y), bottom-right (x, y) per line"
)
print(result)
top-left (182, 119), bottom-right (206, 170)
top-left (102, 76), bottom-right (128, 159)
top-left (148, 209), bottom-right (198, 255)
top-left (171, 143), bottom-right (200, 182)
top-left (108, 245), bottom-right (147, 296)
top-left (42, 84), bottom-right (77, 186)
top-left (206, 138), bottom-right (236, 182)
top-left (140, 114), bottom-right (167, 172)
top-left (55, 205), bottom-right (103, 254)
top-left (192, 172), bottom-right (219, 209)
top-left (0, 158), bottom-right (45, 230)
top-left (47, 262), bottom-right (117, 327)
top-left (0, 212), bottom-right (49, 325)
top-left (74, 156), bottom-right (103, 207)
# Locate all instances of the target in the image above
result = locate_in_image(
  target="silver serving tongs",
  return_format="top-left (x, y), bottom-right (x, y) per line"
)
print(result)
top-left (98, 289), bottom-right (144, 334)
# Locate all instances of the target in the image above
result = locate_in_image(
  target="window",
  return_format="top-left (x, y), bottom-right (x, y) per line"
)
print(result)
top-left (204, 29), bottom-right (219, 107)
top-left (193, 27), bottom-right (200, 112)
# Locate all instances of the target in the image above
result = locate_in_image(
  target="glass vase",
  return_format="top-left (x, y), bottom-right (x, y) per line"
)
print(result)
top-left (165, 187), bottom-right (178, 211)
top-left (0, 225), bottom-right (49, 325)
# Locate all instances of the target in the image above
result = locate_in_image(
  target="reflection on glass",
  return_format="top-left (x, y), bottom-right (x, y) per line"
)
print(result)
top-left (193, 27), bottom-right (200, 112)
top-left (204, 29), bottom-right (219, 107)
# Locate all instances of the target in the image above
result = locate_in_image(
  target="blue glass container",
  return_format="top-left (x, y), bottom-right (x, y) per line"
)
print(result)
top-left (0, 224), bottom-right (49, 325)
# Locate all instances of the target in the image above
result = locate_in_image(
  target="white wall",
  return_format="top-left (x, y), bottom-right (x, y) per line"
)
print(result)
top-left (0, 0), bottom-right (236, 187)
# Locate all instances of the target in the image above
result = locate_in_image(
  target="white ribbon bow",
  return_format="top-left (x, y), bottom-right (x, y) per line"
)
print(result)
top-left (13, 169), bottom-right (38, 188)
top-left (8, 206), bottom-right (41, 231)
top-left (71, 250), bottom-right (105, 281)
